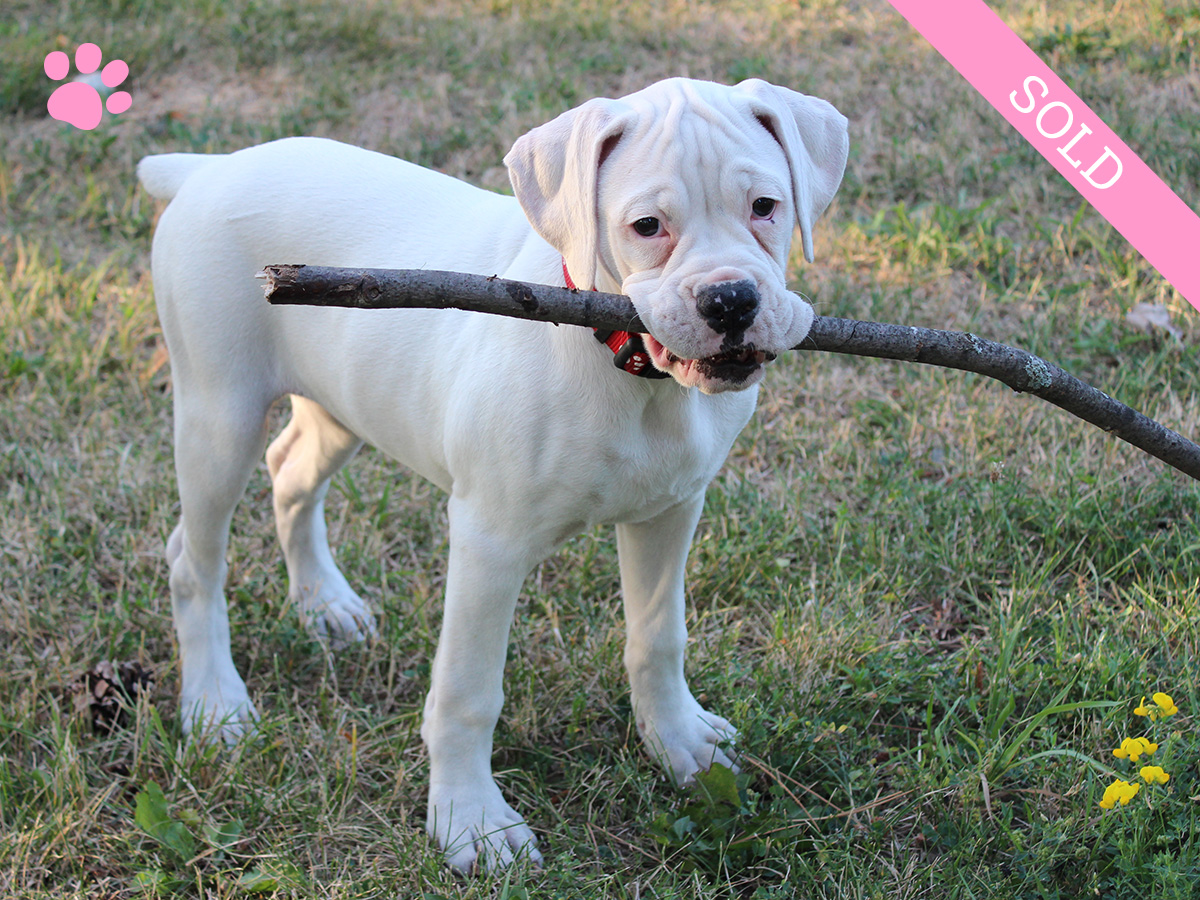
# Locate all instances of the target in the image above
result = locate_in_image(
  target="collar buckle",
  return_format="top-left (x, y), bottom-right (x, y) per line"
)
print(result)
top-left (594, 329), bottom-right (670, 379)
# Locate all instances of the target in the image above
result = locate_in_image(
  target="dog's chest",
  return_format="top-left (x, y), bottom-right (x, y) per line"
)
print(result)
top-left (565, 388), bottom-right (755, 526)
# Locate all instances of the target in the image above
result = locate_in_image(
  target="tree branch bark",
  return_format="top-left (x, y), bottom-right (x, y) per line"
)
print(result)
top-left (261, 264), bottom-right (1200, 483)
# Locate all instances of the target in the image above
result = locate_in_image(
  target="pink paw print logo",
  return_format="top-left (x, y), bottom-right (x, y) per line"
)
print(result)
top-left (44, 43), bottom-right (132, 131)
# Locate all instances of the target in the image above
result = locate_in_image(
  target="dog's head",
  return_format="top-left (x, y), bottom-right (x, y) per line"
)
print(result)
top-left (505, 77), bottom-right (848, 394)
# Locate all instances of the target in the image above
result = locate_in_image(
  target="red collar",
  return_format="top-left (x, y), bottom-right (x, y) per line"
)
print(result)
top-left (562, 259), bottom-right (668, 379)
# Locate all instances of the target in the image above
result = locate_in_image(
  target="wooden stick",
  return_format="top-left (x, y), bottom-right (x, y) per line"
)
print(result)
top-left (261, 264), bottom-right (1200, 482)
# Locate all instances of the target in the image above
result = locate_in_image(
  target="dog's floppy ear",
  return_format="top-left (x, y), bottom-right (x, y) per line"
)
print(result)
top-left (737, 79), bottom-right (849, 264)
top-left (505, 98), bottom-right (633, 291)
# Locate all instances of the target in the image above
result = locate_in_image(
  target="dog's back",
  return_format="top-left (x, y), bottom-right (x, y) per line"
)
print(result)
top-left (142, 137), bottom-right (535, 268)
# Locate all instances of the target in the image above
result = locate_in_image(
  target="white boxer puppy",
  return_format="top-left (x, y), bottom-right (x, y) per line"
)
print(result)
top-left (137, 77), bottom-right (847, 872)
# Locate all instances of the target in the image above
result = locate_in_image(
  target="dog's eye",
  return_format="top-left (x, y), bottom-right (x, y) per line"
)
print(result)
top-left (632, 217), bottom-right (661, 237)
top-left (751, 197), bottom-right (777, 219)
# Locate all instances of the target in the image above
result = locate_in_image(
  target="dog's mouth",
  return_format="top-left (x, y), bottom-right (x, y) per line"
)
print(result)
top-left (643, 335), bottom-right (776, 388)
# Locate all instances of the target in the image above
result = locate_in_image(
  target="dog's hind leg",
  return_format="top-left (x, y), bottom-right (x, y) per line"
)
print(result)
top-left (266, 394), bottom-right (375, 645)
top-left (168, 390), bottom-right (272, 741)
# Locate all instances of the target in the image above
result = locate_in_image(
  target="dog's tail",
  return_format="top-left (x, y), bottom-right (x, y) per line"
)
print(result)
top-left (137, 153), bottom-right (226, 201)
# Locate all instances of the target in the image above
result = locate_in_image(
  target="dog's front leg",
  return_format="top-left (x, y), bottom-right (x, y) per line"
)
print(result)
top-left (421, 498), bottom-right (542, 872)
top-left (617, 493), bottom-right (738, 785)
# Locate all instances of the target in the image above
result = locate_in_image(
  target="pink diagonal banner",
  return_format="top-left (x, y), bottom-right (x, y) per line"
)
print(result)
top-left (888, 0), bottom-right (1200, 312)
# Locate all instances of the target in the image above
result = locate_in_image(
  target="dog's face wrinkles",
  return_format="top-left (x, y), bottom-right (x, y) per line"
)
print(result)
top-left (597, 107), bottom-right (812, 394)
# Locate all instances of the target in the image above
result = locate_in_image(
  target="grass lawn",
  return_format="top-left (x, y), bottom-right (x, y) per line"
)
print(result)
top-left (3, 0), bottom-right (1200, 896)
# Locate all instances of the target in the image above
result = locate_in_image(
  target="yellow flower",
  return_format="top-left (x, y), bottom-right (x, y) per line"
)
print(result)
top-left (1152, 693), bottom-right (1179, 717)
top-left (1136, 692), bottom-right (1180, 721)
top-left (1140, 766), bottom-right (1170, 785)
top-left (1099, 779), bottom-right (1141, 809)
top-left (1112, 737), bottom-right (1158, 761)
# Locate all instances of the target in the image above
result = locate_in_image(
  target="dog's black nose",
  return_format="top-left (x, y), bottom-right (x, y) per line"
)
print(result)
top-left (696, 280), bottom-right (759, 335)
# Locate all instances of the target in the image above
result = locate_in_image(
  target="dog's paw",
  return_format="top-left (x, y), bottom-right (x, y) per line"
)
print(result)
top-left (180, 680), bottom-right (258, 745)
top-left (636, 695), bottom-right (739, 785)
top-left (294, 581), bottom-right (377, 648)
top-left (427, 780), bottom-right (542, 873)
